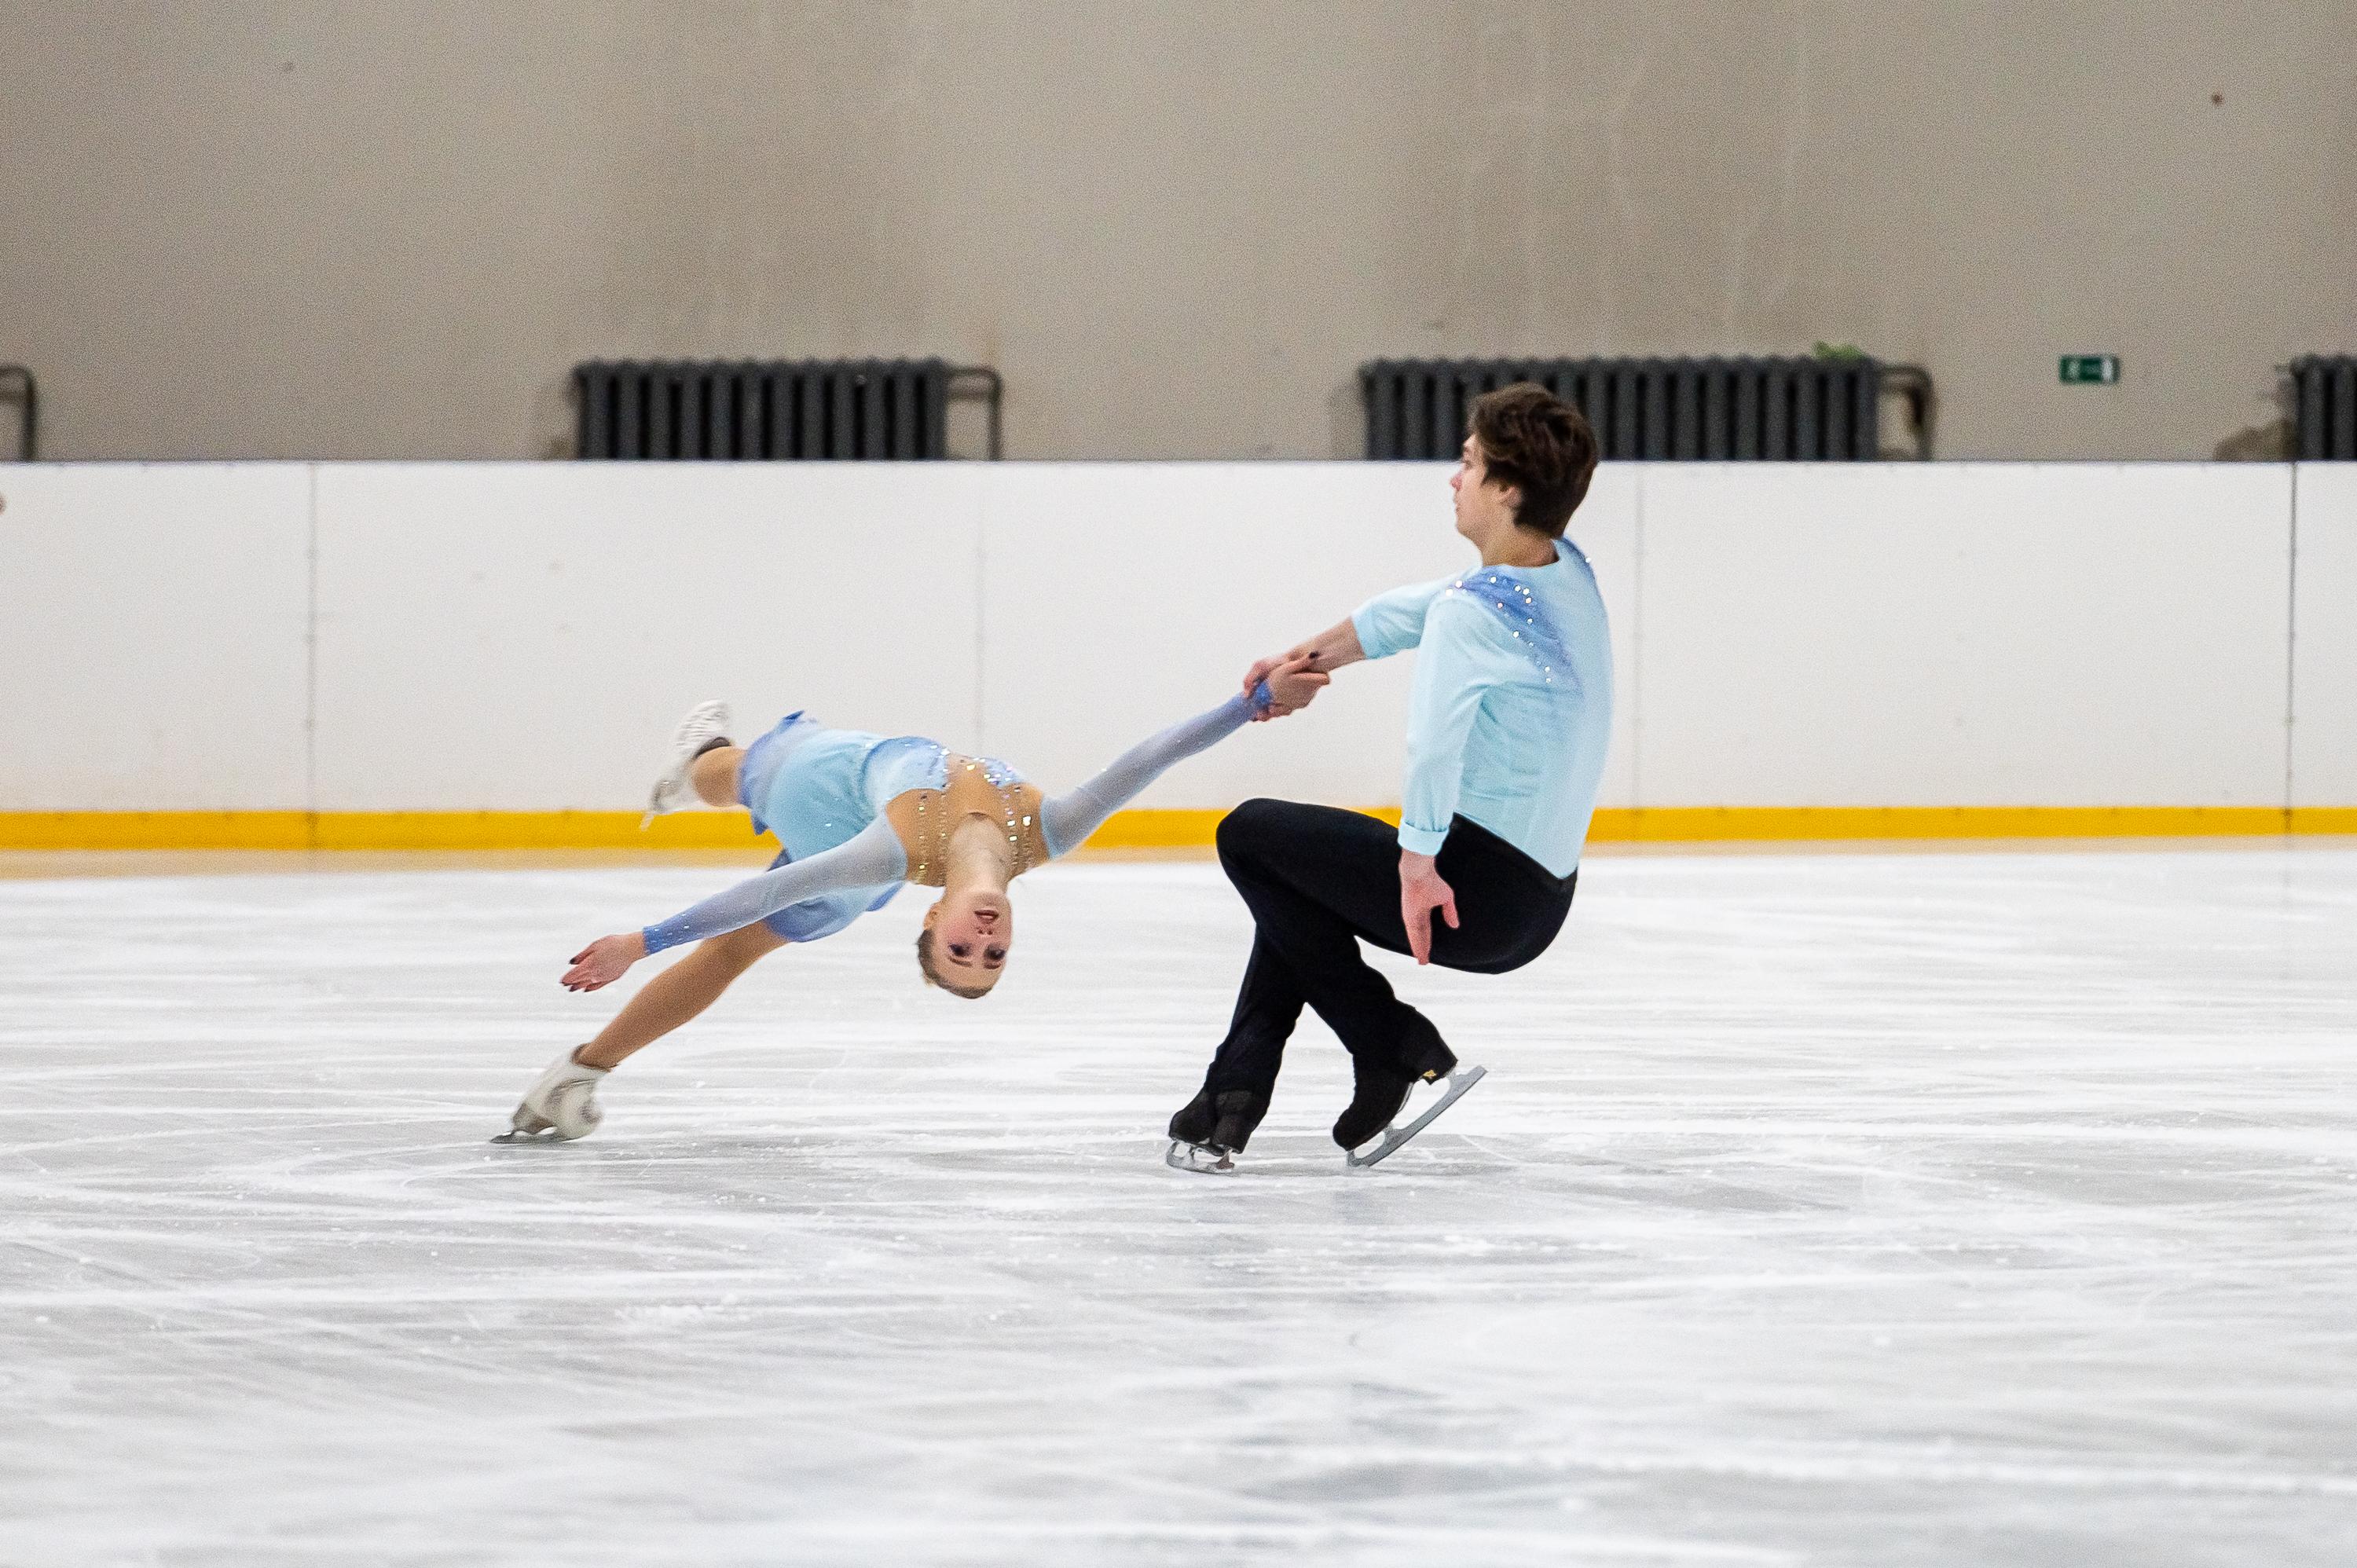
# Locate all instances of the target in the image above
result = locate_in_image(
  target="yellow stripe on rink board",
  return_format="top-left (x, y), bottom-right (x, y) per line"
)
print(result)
top-left (1082, 806), bottom-right (2357, 848)
top-left (1, 806), bottom-right (2355, 852)
top-left (2289, 808), bottom-right (2357, 834)
top-left (1076, 808), bottom-right (1402, 849)
top-left (0, 812), bottom-right (768, 852)
top-left (306, 813), bottom-right (767, 851)
top-left (0, 812), bottom-right (317, 851)
top-left (1591, 806), bottom-right (2357, 841)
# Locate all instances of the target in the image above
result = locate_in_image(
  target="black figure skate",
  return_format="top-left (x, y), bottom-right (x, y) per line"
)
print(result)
top-left (1164, 1087), bottom-right (1267, 1175)
top-left (1333, 1040), bottom-right (1486, 1169)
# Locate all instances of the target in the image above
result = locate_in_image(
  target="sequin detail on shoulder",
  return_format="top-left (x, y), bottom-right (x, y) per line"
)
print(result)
top-left (1442, 570), bottom-right (1573, 685)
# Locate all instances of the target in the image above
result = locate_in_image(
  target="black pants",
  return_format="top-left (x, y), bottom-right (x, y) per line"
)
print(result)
top-left (1199, 798), bottom-right (1576, 1099)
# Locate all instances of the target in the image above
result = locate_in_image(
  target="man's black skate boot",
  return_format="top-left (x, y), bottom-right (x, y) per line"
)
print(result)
top-left (1209, 1089), bottom-right (1267, 1151)
top-left (1332, 1060), bottom-right (1416, 1150)
top-left (1168, 1088), bottom-right (1218, 1146)
top-left (1166, 1086), bottom-right (1267, 1174)
top-left (1332, 1030), bottom-right (1461, 1151)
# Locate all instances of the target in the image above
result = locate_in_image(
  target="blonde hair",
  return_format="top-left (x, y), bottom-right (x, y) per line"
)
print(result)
top-left (915, 926), bottom-right (994, 1000)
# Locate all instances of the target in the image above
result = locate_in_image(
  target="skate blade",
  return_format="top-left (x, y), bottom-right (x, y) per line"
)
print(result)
top-left (1344, 1064), bottom-right (1486, 1169)
top-left (1164, 1139), bottom-right (1235, 1174)
top-left (490, 1108), bottom-right (559, 1145)
top-left (641, 779), bottom-right (684, 830)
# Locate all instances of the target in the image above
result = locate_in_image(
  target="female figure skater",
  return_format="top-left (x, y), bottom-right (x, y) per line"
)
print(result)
top-left (497, 656), bottom-right (1329, 1141)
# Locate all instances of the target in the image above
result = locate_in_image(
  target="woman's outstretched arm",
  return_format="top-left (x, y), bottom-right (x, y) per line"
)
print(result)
top-left (1036, 658), bottom-right (1325, 858)
top-left (562, 817), bottom-right (909, 990)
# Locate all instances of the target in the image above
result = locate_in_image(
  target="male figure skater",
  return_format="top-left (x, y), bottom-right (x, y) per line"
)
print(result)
top-left (1167, 383), bottom-right (1609, 1171)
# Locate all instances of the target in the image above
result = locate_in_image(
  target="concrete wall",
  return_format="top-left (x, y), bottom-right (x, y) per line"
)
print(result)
top-left (2, 2), bottom-right (2353, 464)
top-left (1, 461), bottom-right (2346, 819)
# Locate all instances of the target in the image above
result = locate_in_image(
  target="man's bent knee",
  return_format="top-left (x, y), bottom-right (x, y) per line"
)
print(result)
top-left (1215, 797), bottom-right (1289, 862)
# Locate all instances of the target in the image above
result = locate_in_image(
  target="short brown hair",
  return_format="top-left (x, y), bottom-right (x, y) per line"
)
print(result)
top-left (915, 926), bottom-right (992, 1000)
top-left (1468, 383), bottom-right (1599, 538)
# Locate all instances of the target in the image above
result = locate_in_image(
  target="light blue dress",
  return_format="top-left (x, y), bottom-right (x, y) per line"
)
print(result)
top-left (641, 685), bottom-right (1273, 954)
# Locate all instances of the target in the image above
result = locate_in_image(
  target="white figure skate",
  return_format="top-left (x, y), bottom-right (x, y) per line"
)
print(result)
top-left (1343, 1064), bottom-right (1486, 1169)
top-left (493, 1050), bottom-right (608, 1143)
top-left (640, 699), bottom-right (732, 826)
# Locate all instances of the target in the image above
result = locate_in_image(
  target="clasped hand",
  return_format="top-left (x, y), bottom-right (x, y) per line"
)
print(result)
top-left (1241, 650), bottom-right (1330, 720)
top-left (1244, 652), bottom-right (1329, 718)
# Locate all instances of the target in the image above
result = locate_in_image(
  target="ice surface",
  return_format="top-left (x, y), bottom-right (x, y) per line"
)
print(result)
top-left (3, 848), bottom-right (2355, 1566)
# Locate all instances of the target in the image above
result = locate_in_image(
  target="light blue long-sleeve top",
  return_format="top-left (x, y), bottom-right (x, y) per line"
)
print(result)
top-left (1351, 535), bottom-right (1613, 878)
top-left (640, 685), bottom-right (1274, 954)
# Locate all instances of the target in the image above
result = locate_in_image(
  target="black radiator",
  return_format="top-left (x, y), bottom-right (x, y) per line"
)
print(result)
top-left (2291, 357), bottom-right (2357, 460)
top-left (1361, 356), bottom-right (1930, 462)
top-left (0, 365), bottom-right (33, 461)
top-left (573, 358), bottom-right (1001, 460)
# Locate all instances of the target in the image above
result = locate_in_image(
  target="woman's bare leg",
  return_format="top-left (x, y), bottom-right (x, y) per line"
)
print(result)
top-left (691, 746), bottom-right (743, 808)
top-left (577, 919), bottom-right (786, 1070)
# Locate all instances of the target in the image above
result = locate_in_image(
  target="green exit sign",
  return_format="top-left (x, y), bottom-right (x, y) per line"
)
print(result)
top-left (2060, 354), bottom-right (2121, 385)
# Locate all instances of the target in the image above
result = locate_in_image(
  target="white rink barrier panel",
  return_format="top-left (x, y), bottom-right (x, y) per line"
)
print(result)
top-left (312, 463), bottom-right (989, 814)
top-left (1635, 464), bottom-right (2292, 808)
top-left (0, 461), bottom-right (2349, 846)
top-left (0, 464), bottom-right (313, 813)
top-left (2293, 464), bottom-right (2357, 808)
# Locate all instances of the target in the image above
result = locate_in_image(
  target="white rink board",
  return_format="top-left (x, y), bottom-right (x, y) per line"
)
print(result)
top-left (1634, 464), bottom-right (2293, 807)
top-left (0, 465), bottom-right (312, 810)
top-left (5, 460), bottom-right (2348, 815)
top-left (312, 464), bottom-right (987, 811)
top-left (2293, 464), bottom-right (2357, 807)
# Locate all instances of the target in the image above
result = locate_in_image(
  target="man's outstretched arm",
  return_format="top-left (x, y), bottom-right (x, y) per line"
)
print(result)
top-left (1238, 574), bottom-right (1456, 718)
top-left (1237, 619), bottom-right (1362, 718)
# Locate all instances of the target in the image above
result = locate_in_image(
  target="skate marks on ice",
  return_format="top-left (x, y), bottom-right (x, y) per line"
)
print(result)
top-left (2, 852), bottom-right (2356, 1565)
